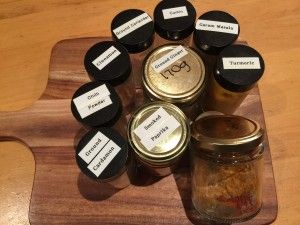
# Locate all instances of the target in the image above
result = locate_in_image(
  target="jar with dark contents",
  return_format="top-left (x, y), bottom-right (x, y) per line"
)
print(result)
top-left (190, 114), bottom-right (264, 223)
top-left (153, 0), bottom-right (196, 46)
top-left (203, 44), bottom-right (265, 114)
top-left (111, 9), bottom-right (155, 90)
top-left (84, 41), bottom-right (134, 115)
top-left (75, 128), bottom-right (131, 189)
top-left (142, 44), bottom-right (206, 120)
top-left (127, 101), bottom-right (190, 177)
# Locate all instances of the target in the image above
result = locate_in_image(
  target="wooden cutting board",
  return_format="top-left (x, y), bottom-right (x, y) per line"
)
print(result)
top-left (0, 37), bottom-right (277, 225)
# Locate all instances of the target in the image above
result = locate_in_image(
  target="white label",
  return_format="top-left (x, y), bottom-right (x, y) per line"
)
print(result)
top-left (92, 46), bottom-right (121, 71)
top-left (195, 19), bottom-right (239, 34)
top-left (87, 140), bottom-right (121, 177)
top-left (77, 95), bottom-right (113, 119)
top-left (78, 132), bottom-right (110, 164)
top-left (222, 57), bottom-right (261, 69)
top-left (162, 6), bottom-right (188, 19)
top-left (73, 84), bottom-right (110, 109)
top-left (140, 115), bottom-right (180, 151)
top-left (151, 45), bottom-right (188, 73)
top-left (133, 107), bottom-right (171, 139)
top-left (113, 12), bottom-right (152, 39)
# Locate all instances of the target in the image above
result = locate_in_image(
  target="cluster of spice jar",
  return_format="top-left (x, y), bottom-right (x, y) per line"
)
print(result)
top-left (71, 0), bottom-right (265, 223)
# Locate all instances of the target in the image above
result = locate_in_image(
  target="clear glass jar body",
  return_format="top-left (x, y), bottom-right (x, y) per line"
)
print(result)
top-left (203, 77), bottom-right (250, 114)
top-left (190, 145), bottom-right (264, 223)
top-left (154, 34), bottom-right (192, 47)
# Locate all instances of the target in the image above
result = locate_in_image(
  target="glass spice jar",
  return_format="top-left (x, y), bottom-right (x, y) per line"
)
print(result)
top-left (153, 0), bottom-right (196, 46)
top-left (142, 44), bottom-right (206, 120)
top-left (127, 101), bottom-right (190, 177)
top-left (202, 44), bottom-right (265, 114)
top-left (190, 114), bottom-right (264, 223)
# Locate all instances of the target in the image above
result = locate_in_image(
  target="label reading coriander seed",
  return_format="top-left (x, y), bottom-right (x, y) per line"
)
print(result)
top-left (151, 45), bottom-right (188, 73)
top-left (140, 115), bottom-right (180, 151)
top-left (87, 139), bottom-right (121, 177)
top-left (162, 6), bottom-right (188, 20)
top-left (222, 57), bottom-right (261, 69)
top-left (78, 132), bottom-right (110, 164)
top-left (92, 46), bottom-right (121, 71)
top-left (195, 19), bottom-right (239, 34)
top-left (113, 13), bottom-right (152, 39)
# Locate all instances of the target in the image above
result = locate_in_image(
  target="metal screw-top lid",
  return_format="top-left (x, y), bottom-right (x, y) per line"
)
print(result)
top-left (154, 0), bottom-right (196, 41)
top-left (214, 44), bottom-right (265, 92)
top-left (71, 81), bottom-right (121, 127)
top-left (194, 10), bottom-right (240, 54)
top-left (191, 115), bottom-right (264, 153)
top-left (143, 44), bottom-right (206, 105)
top-left (76, 128), bottom-right (128, 181)
top-left (111, 9), bottom-right (154, 53)
top-left (128, 101), bottom-right (190, 166)
top-left (84, 41), bottom-right (132, 85)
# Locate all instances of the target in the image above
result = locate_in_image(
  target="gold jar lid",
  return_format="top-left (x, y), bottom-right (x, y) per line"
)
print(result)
top-left (127, 101), bottom-right (190, 166)
top-left (143, 44), bottom-right (206, 104)
top-left (191, 115), bottom-right (264, 153)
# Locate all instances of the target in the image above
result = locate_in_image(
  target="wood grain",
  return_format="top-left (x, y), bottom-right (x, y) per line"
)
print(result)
top-left (0, 1), bottom-right (300, 225)
top-left (0, 37), bottom-right (277, 225)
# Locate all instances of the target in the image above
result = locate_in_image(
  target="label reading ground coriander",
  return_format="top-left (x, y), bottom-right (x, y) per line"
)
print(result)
top-left (151, 45), bottom-right (188, 73)
top-left (92, 46), bottom-right (121, 71)
top-left (113, 13), bottom-right (152, 39)
top-left (222, 57), bottom-right (261, 69)
top-left (195, 19), bottom-right (239, 34)
top-left (162, 6), bottom-right (188, 20)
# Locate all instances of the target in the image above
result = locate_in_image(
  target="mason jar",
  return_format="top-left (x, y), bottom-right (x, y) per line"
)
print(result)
top-left (127, 101), bottom-right (190, 177)
top-left (142, 44), bottom-right (206, 120)
top-left (190, 114), bottom-right (264, 223)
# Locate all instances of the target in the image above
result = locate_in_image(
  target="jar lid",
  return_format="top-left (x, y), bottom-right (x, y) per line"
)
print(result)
top-left (154, 0), bottom-right (196, 41)
top-left (127, 101), bottom-right (190, 166)
top-left (71, 81), bottom-right (121, 127)
top-left (191, 115), bottom-right (264, 153)
top-left (194, 10), bottom-right (240, 54)
top-left (111, 9), bottom-right (154, 53)
top-left (84, 41), bottom-right (132, 85)
top-left (76, 128), bottom-right (128, 181)
top-left (143, 44), bottom-right (206, 104)
top-left (214, 44), bottom-right (265, 92)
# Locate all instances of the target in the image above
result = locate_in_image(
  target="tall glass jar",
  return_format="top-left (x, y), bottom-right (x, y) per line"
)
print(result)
top-left (190, 115), bottom-right (264, 223)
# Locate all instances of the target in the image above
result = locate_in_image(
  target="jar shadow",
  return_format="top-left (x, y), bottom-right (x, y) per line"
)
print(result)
top-left (173, 167), bottom-right (230, 225)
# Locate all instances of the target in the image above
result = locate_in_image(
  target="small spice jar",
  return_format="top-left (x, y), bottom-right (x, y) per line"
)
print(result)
top-left (71, 81), bottom-right (121, 127)
top-left (111, 9), bottom-right (155, 89)
top-left (190, 114), bottom-right (264, 223)
top-left (203, 44), bottom-right (265, 114)
top-left (127, 101), bottom-right (190, 177)
top-left (142, 44), bottom-right (206, 120)
top-left (153, 0), bottom-right (196, 46)
top-left (76, 127), bottom-right (131, 189)
top-left (194, 10), bottom-right (240, 55)
top-left (84, 41), bottom-right (134, 115)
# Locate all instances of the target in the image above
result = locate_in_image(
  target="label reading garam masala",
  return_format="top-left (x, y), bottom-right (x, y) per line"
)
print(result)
top-left (195, 19), bottom-right (239, 34)
top-left (222, 57), bottom-right (261, 69)
top-left (134, 108), bottom-right (180, 151)
top-left (73, 84), bottom-right (113, 119)
top-left (113, 13), bottom-right (152, 39)
top-left (162, 6), bottom-right (188, 20)
top-left (151, 45), bottom-right (188, 73)
top-left (92, 46), bottom-right (121, 71)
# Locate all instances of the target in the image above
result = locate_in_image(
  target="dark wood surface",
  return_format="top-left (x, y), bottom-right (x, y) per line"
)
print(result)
top-left (0, 37), bottom-right (277, 225)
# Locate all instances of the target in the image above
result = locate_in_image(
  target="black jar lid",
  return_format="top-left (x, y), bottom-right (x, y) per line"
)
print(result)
top-left (111, 9), bottom-right (154, 53)
top-left (194, 10), bottom-right (240, 55)
top-left (71, 81), bottom-right (121, 127)
top-left (84, 41), bottom-right (132, 86)
top-left (214, 44), bottom-right (265, 92)
top-left (76, 127), bottom-right (128, 181)
top-left (154, 0), bottom-right (196, 41)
